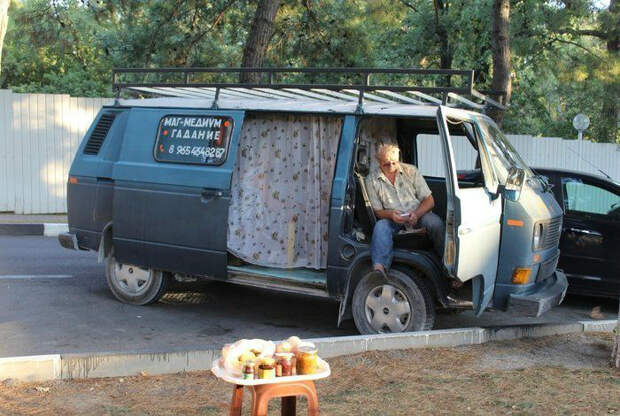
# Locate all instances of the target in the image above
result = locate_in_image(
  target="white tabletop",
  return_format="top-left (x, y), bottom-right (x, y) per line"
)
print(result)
top-left (211, 358), bottom-right (331, 386)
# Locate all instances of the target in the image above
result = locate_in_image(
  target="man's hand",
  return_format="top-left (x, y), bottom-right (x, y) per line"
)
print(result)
top-left (407, 211), bottom-right (419, 226)
top-left (390, 210), bottom-right (408, 224)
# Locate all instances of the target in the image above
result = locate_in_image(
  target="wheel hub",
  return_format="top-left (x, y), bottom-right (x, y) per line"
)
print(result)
top-left (365, 284), bottom-right (412, 333)
top-left (114, 262), bottom-right (152, 296)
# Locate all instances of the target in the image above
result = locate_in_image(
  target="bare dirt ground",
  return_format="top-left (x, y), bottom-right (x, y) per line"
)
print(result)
top-left (1, 333), bottom-right (618, 416)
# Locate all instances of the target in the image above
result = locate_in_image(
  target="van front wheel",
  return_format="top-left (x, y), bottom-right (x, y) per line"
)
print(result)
top-left (105, 248), bottom-right (168, 305)
top-left (352, 269), bottom-right (435, 334)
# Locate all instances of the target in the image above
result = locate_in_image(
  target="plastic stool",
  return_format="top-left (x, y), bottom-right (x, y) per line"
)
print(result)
top-left (229, 380), bottom-right (320, 416)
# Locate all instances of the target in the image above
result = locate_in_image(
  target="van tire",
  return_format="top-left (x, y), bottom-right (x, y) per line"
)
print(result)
top-left (105, 247), bottom-right (168, 305)
top-left (352, 268), bottom-right (435, 334)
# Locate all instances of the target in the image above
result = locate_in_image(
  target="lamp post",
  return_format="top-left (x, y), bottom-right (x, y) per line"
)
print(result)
top-left (572, 113), bottom-right (590, 171)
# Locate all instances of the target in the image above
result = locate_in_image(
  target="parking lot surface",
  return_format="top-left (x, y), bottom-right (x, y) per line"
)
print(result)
top-left (0, 236), bottom-right (617, 358)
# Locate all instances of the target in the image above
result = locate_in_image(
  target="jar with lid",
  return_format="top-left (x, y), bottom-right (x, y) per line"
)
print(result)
top-left (275, 352), bottom-right (294, 377)
top-left (257, 358), bottom-right (276, 379)
top-left (242, 360), bottom-right (255, 380)
top-left (296, 346), bottom-right (318, 375)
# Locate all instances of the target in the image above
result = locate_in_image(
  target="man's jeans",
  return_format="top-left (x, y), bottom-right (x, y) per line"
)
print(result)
top-left (370, 212), bottom-right (445, 270)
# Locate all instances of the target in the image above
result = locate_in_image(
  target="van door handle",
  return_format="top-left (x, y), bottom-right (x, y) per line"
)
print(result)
top-left (568, 227), bottom-right (602, 237)
top-left (458, 227), bottom-right (472, 235)
top-left (201, 189), bottom-right (223, 203)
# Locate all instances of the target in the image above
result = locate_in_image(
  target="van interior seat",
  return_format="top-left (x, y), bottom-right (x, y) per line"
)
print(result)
top-left (353, 171), bottom-right (433, 251)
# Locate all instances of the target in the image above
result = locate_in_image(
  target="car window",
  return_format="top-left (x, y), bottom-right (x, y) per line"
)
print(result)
top-left (562, 177), bottom-right (620, 216)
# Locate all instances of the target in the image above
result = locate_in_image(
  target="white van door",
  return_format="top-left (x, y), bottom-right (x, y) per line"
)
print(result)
top-left (436, 106), bottom-right (502, 315)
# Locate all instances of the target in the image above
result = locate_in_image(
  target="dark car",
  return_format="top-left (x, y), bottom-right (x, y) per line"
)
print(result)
top-left (533, 168), bottom-right (619, 298)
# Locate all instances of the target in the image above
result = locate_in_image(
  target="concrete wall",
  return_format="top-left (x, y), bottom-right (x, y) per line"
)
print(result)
top-left (0, 89), bottom-right (618, 214)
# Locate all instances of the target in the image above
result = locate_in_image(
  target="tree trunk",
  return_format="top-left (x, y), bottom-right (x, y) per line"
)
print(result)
top-left (433, 0), bottom-right (453, 85)
top-left (613, 298), bottom-right (620, 368)
top-left (240, 0), bottom-right (281, 84)
top-left (0, 0), bottom-right (9, 78)
top-left (489, 0), bottom-right (512, 127)
top-left (601, 0), bottom-right (618, 143)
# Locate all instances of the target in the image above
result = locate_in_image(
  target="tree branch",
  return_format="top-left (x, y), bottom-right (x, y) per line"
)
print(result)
top-left (301, 0), bottom-right (330, 48)
top-left (557, 28), bottom-right (608, 39)
top-left (397, 0), bottom-right (418, 12)
top-left (185, 0), bottom-right (239, 52)
top-left (546, 36), bottom-right (599, 57)
top-left (143, 0), bottom-right (184, 66)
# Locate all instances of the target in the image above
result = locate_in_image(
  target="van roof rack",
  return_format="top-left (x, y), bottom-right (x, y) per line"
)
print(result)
top-left (112, 67), bottom-right (505, 112)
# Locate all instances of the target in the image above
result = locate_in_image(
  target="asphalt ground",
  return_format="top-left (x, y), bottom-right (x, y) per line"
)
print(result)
top-left (0, 236), bottom-right (617, 358)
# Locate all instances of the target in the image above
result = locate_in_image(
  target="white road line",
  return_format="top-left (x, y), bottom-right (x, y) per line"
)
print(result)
top-left (0, 275), bottom-right (73, 279)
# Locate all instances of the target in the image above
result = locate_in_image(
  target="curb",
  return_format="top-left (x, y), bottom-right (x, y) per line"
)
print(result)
top-left (0, 223), bottom-right (68, 237)
top-left (1, 319), bottom-right (616, 382)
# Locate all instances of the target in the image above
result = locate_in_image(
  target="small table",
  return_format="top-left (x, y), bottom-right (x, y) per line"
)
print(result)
top-left (230, 380), bottom-right (319, 416)
top-left (212, 359), bottom-right (330, 416)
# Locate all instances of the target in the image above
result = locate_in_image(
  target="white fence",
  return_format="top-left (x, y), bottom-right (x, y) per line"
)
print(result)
top-left (0, 89), bottom-right (618, 214)
top-left (0, 90), bottom-right (113, 214)
top-left (417, 133), bottom-right (620, 181)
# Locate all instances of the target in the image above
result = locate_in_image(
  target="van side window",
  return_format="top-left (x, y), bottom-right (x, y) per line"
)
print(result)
top-left (416, 134), bottom-right (448, 178)
top-left (417, 120), bottom-right (491, 190)
top-left (153, 115), bottom-right (234, 165)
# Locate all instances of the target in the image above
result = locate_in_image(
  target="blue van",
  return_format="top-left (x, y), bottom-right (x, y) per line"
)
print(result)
top-left (59, 68), bottom-right (567, 334)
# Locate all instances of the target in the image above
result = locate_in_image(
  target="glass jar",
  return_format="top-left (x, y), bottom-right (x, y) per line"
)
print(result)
top-left (242, 360), bottom-right (255, 380)
top-left (296, 347), bottom-right (318, 375)
top-left (275, 352), bottom-right (294, 377)
top-left (257, 358), bottom-right (276, 379)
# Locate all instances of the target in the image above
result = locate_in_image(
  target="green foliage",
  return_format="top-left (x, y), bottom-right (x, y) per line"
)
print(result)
top-left (1, 0), bottom-right (617, 142)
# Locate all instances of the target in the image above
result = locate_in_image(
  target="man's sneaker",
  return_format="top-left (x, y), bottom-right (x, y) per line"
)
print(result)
top-left (372, 267), bottom-right (388, 280)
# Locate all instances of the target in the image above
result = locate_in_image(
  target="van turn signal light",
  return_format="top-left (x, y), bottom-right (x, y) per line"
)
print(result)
top-left (69, 176), bottom-right (78, 184)
top-left (507, 219), bottom-right (524, 227)
top-left (512, 267), bottom-right (532, 284)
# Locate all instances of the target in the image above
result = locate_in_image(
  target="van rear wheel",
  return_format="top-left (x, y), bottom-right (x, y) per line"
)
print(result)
top-left (105, 248), bottom-right (168, 305)
top-left (352, 268), bottom-right (435, 334)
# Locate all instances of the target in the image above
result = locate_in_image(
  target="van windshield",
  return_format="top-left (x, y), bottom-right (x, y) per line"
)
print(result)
top-left (475, 117), bottom-right (532, 184)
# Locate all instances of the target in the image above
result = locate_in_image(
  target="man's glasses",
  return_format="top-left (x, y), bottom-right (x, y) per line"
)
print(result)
top-left (381, 160), bottom-right (399, 168)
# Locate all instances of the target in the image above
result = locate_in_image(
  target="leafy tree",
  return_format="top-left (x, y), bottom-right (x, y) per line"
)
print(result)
top-left (2, 0), bottom-right (113, 95)
top-left (0, 0), bottom-right (8, 78)
top-left (1, 0), bottom-right (254, 95)
top-left (0, 0), bottom-right (616, 142)
top-left (507, 0), bottom-right (618, 142)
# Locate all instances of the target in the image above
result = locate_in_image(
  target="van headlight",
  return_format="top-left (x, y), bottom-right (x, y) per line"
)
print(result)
top-left (532, 223), bottom-right (543, 250)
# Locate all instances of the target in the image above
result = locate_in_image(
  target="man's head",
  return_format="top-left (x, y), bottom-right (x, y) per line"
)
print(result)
top-left (377, 143), bottom-right (400, 175)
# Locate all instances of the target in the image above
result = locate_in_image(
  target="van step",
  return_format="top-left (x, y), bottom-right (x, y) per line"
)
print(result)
top-left (226, 265), bottom-right (329, 298)
top-left (445, 295), bottom-right (473, 309)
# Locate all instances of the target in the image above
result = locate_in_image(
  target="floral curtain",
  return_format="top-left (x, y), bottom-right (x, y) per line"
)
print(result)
top-left (227, 113), bottom-right (343, 269)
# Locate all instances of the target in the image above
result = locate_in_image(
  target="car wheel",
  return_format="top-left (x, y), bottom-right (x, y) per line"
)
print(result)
top-left (352, 268), bottom-right (435, 334)
top-left (105, 248), bottom-right (168, 305)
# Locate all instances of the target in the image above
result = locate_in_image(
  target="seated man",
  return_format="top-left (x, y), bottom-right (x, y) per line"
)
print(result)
top-left (365, 144), bottom-right (445, 276)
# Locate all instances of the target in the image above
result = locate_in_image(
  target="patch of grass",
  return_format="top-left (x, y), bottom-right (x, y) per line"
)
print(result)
top-left (102, 405), bottom-right (131, 416)
top-left (0, 334), bottom-right (617, 416)
top-left (199, 405), bottom-right (220, 416)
